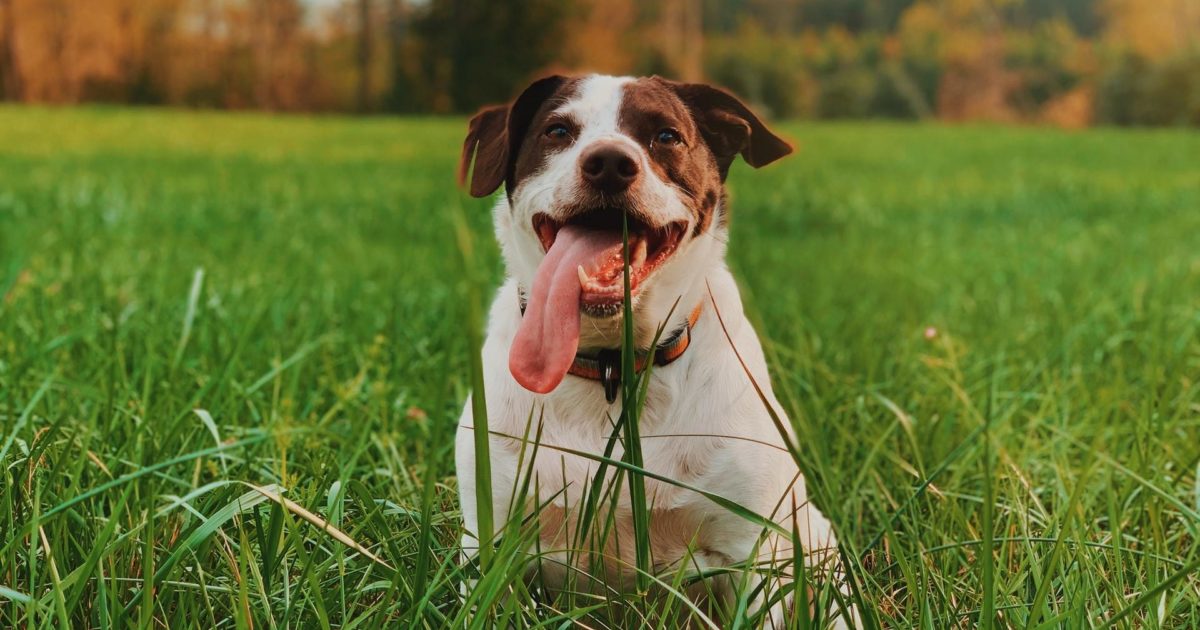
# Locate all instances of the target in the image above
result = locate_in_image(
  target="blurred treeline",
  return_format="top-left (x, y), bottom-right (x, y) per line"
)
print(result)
top-left (0, 0), bottom-right (1196, 126)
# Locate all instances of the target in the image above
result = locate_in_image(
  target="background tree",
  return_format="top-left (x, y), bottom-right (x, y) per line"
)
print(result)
top-left (357, 0), bottom-right (372, 112)
top-left (416, 0), bottom-right (573, 112)
top-left (0, 0), bottom-right (1192, 126)
top-left (1102, 0), bottom-right (1199, 62)
top-left (0, 0), bottom-right (21, 100)
top-left (566, 0), bottom-right (639, 75)
top-left (385, 0), bottom-right (421, 112)
top-left (659, 0), bottom-right (704, 81)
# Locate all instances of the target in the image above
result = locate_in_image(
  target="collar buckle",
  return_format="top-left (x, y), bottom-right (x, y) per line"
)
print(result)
top-left (597, 349), bottom-right (621, 404)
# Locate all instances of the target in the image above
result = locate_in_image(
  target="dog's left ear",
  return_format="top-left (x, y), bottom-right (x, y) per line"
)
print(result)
top-left (666, 80), bottom-right (792, 177)
top-left (459, 75), bottom-right (568, 198)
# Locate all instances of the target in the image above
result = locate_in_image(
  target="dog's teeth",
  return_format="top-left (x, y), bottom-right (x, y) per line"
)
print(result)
top-left (577, 265), bottom-right (589, 286)
top-left (633, 238), bottom-right (648, 267)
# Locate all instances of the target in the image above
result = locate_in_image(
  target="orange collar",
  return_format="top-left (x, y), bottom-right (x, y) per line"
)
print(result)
top-left (518, 291), bottom-right (704, 403)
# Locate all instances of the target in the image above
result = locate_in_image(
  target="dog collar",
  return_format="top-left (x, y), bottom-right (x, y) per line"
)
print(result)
top-left (518, 290), bottom-right (703, 404)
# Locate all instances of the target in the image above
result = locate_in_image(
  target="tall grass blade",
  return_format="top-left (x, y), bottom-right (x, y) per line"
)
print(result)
top-left (703, 281), bottom-right (802, 464)
top-left (172, 267), bottom-right (205, 369)
top-left (408, 446), bottom-right (444, 625)
top-left (193, 408), bottom-right (227, 474)
top-left (620, 209), bottom-right (652, 592)
top-left (1024, 459), bottom-right (1096, 629)
top-left (63, 482), bottom-right (136, 613)
top-left (247, 483), bottom-right (393, 570)
top-left (1101, 556), bottom-right (1200, 629)
top-left (0, 374), bottom-right (53, 463)
top-left (0, 585), bottom-right (32, 605)
top-left (980, 373), bottom-right (996, 630)
top-left (124, 485), bottom-right (279, 616)
top-left (453, 205), bottom-right (494, 570)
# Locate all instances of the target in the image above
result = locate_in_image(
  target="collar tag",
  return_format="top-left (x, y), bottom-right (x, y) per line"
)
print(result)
top-left (597, 349), bottom-right (621, 404)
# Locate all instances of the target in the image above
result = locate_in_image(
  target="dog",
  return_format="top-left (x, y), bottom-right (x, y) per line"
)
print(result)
top-left (455, 74), bottom-right (853, 627)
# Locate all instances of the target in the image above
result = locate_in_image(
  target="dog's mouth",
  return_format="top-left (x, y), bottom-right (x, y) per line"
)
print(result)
top-left (532, 210), bottom-right (685, 315)
top-left (508, 208), bottom-right (686, 395)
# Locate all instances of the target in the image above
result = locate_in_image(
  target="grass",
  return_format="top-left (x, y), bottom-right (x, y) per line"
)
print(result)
top-left (1, 105), bottom-right (1199, 627)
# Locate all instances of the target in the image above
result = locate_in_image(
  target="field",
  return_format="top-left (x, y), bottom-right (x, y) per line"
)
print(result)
top-left (1, 106), bottom-right (1199, 627)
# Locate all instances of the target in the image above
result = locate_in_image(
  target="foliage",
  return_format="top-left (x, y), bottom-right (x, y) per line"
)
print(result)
top-left (0, 0), bottom-right (1197, 124)
top-left (702, 1), bottom-right (1197, 126)
top-left (412, 0), bottom-right (575, 112)
top-left (704, 22), bottom-right (813, 118)
top-left (2, 107), bottom-right (1200, 626)
top-left (1095, 51), bottom-right (1200, 127)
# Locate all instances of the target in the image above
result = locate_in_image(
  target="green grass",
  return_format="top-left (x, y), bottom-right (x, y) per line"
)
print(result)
top-left (1, 105), bottom-right (1199, 627)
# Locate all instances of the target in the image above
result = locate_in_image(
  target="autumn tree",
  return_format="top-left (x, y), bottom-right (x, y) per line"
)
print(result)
top-left (0, 0), bottom-right (1193, 124)
top-left (0, 0), bottom-right (20, 99)
top-left (658, 0), bottom-right (703, 81)
top-left (252, 0), bottom-right (306, 110)
top-left (415, 0), bottom-right (574, 112)
top-left (385, 0), bottom-right (419, 111)
top-left (565, 0), bottom-right (639, 75)
top-left (1101, 0), bottom-right (1199, 61)
top-left (356, 0), bottom-right (372, 112)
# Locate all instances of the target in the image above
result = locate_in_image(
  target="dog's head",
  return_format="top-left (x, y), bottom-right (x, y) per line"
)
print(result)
top-left (460, 74), bottom-right (790, 394)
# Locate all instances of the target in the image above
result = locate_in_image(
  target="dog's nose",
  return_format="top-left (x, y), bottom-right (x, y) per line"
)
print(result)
top-left (579, 143), bottom-right (639, 193)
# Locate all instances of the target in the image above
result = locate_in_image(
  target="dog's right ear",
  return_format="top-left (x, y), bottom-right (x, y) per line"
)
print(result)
top-left (459, 75), bottom-right (568, 198)
top-left (459, 105), bottom-right (508, 197)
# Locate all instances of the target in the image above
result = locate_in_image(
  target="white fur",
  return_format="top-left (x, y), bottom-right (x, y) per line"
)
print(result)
top-left (457, 75), bottom-right (853, 627)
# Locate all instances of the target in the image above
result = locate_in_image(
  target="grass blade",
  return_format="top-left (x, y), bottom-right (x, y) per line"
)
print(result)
top-left (980, 376), bottom-right (996, 630)
top-left (247, 483), bottom-right (393, 570)
top-left (454, 204), bottom-right (495, 570)
top-left (487, 428), bottom-right (789, 537)
top-left (1100, 556), bottom-right (1200, 629)
top-left (62, 482), bottom-right (136, 613)
top-left (620, 209), bottom-right (652, 592)
top-left (172, 267), bottom-right (205, 369)
top-left (0, 374), bottom-right (53, 464)
top-left (1023, 459), bottom-right (1096, 629)
top-left (0, 585), bottom-right (32, 605)
top-left (124, 485), bottom-right (279, 616)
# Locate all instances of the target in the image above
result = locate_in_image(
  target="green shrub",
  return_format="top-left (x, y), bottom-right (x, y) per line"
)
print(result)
top-left (1097, 52), bottom-right (1200, 126)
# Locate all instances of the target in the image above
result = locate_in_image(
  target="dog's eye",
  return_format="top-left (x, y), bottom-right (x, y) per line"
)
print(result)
top-left (544, 123), bottom-right (571, 140)
top-left (654, 128), bottom-right (682, 146)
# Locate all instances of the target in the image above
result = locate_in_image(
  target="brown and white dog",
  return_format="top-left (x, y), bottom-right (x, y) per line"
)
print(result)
top-left (456, 74), bottom-right (852, 626)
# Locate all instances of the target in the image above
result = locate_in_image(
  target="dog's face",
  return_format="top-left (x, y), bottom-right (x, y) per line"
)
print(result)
top-left (460, 75), bottom-right (790, 394)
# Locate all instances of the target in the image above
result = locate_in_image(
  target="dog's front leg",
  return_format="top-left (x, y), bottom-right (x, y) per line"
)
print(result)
top-left (455, 394), bottom-right (528, 592)
top-left (455, 398), bottom-right (482, 598)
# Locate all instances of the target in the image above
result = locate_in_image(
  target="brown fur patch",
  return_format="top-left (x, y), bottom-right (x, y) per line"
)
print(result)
top-left (509, 79), bottom-right (583, 192)
top-left (459, 76), bottom-right (582, 198)
top-left (618, 77), bottom-right (725, 237)
top-left (615, 77), bottom-right (790, 236)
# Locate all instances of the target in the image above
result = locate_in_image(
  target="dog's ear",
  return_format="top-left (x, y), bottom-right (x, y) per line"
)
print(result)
top-left (459, 75), bottom-right (568, 198)
top-left (666, 79), bottom-right (792, 177)
top-left (459, 105), bottom-right (508, 197)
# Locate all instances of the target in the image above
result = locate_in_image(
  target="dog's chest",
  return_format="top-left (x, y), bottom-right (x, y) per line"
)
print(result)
top-left (496, 371), bottom-right (727, 510)
top-left (493, 375), bottom-right (739, 580)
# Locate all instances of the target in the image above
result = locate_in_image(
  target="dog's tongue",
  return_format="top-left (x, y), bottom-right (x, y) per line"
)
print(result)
top-left (510, 225), bottom-right (621, 393)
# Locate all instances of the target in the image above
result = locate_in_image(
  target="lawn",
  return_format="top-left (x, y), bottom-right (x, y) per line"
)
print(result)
top-left (1, 106), bottom-right (1199, 628)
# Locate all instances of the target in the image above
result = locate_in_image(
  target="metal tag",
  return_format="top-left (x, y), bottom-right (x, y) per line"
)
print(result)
top-left (597, 349), bottom-right (621, 404)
